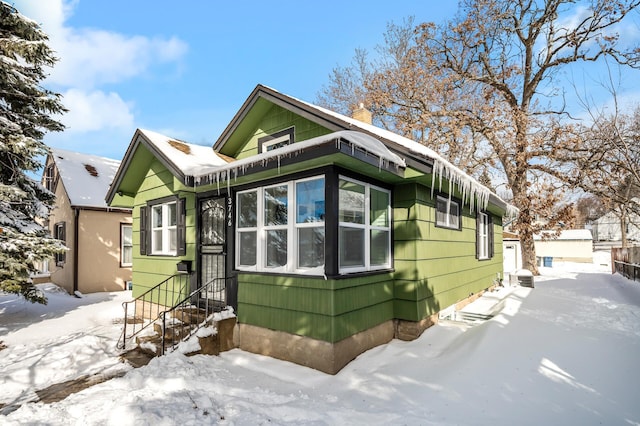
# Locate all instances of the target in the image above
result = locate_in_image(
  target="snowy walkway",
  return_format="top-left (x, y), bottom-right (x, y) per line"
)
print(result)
top-left (2, 266), bottom-right (640, 425)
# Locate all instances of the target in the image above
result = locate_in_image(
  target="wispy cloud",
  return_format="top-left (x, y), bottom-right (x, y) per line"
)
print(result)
top-left (15, 0), bottom-right (188, 133)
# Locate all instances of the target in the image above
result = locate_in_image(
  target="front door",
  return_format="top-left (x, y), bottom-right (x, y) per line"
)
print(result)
top-left (199, 197), bottom-right (227, 305)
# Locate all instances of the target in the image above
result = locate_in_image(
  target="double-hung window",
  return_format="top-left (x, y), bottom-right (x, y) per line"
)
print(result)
top-left (151, 202), bottom-right (177, 255)
top-left (139, 197), bottom-right (185, 256)
top-left (338, 177), bottom-right (391, 273)
top-left (264, 184), bottom-right (289, 269)
top-left (121, 224), bottom-right (133, 266)
top-left (477, 212), bottom-right (489, 259)
top-left (295, 178), bottom-right (325, 269)
top-left (436, 195), bottom-right (460, 229)
top-left (236, 176), bottom-right (325, 273)
top-left (54, 222), bottom-right (66, 266)
top-left (476, 211), bottom-right (494, 260)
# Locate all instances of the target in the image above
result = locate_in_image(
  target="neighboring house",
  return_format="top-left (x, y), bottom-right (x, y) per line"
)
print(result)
top-left (502, 231), bottom-right (522, 274)
top-left (43, 148), bottom-right (133, 294)
top-left (107, 85), bottom-right (515, 374)
top-left (593, 205), bottom-right (640, 243)
top-left (534, 229), bottom-right (593, 264)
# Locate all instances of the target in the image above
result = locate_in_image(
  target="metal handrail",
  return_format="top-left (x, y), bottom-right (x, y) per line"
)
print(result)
top-left (119, 273), bottom-right (191, 349)
top-left (613, 260), bottom-right (640, 283)
top-left (159, 277), bottom-right (226, 354)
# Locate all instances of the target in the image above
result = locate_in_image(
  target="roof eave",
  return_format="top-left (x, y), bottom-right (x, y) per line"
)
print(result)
top-left (106, 129), bottom-right (190, 205)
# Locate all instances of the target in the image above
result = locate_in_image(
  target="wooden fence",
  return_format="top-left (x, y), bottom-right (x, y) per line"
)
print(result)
top-left (612, 246), bottom-right (640, 283)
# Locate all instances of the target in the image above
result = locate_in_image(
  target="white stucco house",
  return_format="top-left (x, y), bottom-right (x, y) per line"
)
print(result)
top-left (593, 207), bottom-right (640, 243)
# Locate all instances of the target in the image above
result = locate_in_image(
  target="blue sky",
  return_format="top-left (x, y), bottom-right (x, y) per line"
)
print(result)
top-left (13, 0), bottom-right (457, 160)
top-left (13, 1), bottom-right (640, 162)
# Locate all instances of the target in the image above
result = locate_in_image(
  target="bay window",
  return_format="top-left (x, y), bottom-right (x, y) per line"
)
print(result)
top-left (236, 176), bottom-right (325, 273)
top-left (338, 177), bottom-right (391, 273)
top-left (235, 173), bottom-right (391, 275)
top-left (295, 178), bottom-right (325, 268)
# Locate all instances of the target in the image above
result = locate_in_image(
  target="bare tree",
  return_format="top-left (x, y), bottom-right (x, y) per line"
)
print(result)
top-left (318, 0), bottom-right (640, 273)
top-left (578, 105), bottom-right (640, 247)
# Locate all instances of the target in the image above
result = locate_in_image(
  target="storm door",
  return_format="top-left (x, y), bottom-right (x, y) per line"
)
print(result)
top-left (199, 197), bottom-right (227, 306)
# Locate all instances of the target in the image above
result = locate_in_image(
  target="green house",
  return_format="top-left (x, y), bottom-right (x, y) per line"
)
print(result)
top-left (107, 85), bottom-right (515, 374)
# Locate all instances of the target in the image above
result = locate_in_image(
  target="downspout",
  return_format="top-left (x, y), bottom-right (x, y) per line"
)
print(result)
top-left (73, 207), bottom-right (79, 293)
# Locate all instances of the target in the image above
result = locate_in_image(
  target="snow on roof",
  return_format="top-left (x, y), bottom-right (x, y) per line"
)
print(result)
top-left (534, 229), bottom-right (593, 240)
top-left (193, 130), bottom-right (406, 187)
top-left (50, 148), bottom-right (123, 209)
top-left (138, 128), bottom-right (229, 175)
top-left (263, 86), bottom-right (515, 214)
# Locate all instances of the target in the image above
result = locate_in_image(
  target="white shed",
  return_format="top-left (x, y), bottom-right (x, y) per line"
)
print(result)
top-left (534, 229), bottom-right (593, 264)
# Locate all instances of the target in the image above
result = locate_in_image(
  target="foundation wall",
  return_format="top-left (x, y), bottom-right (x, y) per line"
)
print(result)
top-left (233, 286), bottom-right (496, 374)
top-left (238, 320), bottom-right (395, 374)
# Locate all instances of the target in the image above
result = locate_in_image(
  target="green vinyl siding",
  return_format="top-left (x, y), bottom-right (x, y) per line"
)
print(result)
top-left (234, 104), bottom-right (332, 159)
top-left (130, 159), bottom-right (197, 302)
top-left (114, 92), bottom-right (510, 348)
top-left (392, 182), bottom-right (503, 321)
top-left (237, 272), bottom-right (394, 342)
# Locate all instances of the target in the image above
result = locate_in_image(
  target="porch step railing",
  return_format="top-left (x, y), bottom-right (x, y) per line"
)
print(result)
top-left (118, 273), bottom-right (191, 350)
top-left (158, 277), bottom-right (227, 355)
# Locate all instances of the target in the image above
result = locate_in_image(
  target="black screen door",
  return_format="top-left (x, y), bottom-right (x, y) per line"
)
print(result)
top-left (199, 197), bottom-right (226, 304)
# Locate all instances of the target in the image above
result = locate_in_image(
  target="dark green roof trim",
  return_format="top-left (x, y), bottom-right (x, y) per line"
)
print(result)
top-left (106, 129), bottom-right (189, 205)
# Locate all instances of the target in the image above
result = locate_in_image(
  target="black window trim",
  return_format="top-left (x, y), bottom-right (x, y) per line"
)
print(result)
top-left (230, 165), bottom-right (394, 279)
top-left (54, 221), bottom-right (66, 266)
top-left (258, 127), bottom-right (295, 153)
top-left (434, 193), bottom-right (462, 231)
top-left (120, 223), bottom-right (133, 267)
top-left (140, 195), bottom-right (186, 257)
top-left (476, 210), bottom-right (495, 260)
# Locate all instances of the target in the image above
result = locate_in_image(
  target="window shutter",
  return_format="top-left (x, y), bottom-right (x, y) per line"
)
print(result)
top-left (177, 198), bottom-right (186, 256)
top-left (60, 222), bottom-right (66, 263)
top-left (139, 206), bottom-right (148, 255)
top-left (475, 213), bottom-right (481, 259)
top-left (488, 215), bottom-right (494, 258)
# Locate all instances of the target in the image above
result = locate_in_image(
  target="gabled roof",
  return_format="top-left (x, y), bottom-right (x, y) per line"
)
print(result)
top-left (214, 84), bottom-right (515, 215)
top-left (105, 128), bottom-right (230, 205)
top-left (108, 85), bottom-right (516, 215)
top-left (194, 130), bottom-right (406, 187)
top-left (49, 148), bottom-right (124, 209)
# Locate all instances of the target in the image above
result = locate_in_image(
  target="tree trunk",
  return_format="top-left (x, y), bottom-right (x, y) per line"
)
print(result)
top-left (621, 210), bottom-right (628, 248)
top-left (518, 213), bottom-right (540, 275)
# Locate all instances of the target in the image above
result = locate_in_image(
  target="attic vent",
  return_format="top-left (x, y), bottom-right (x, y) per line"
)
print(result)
top-left (168, 139), bottom-right (191, 155)
top-left (84, 164), bottom-right (99, 177)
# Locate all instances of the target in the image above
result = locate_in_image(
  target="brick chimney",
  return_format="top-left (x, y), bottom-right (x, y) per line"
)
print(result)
top-left (352, 103), bottom-right (372, 125)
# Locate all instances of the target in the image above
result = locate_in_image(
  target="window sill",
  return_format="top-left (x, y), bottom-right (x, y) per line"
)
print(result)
top-left (235, 268), bottom-right (394, 280)
top-left (435, 223), bottom-right (462, 231)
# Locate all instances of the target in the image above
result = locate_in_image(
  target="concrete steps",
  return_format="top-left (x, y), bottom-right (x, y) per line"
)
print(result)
top-left (127, 309), bottom-right (236, 361)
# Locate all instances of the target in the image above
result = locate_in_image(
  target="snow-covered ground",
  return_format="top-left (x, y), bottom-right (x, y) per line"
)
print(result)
top-left (2, 254), bottom-right (640, 425)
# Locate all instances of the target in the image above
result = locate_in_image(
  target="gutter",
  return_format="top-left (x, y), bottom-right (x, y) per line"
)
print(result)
top-left (73, 207), bottom-right (79, 293)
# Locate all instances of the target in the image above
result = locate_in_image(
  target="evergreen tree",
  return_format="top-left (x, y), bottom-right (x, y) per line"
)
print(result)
top-left (0, 1), bottom-right (67, 303)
